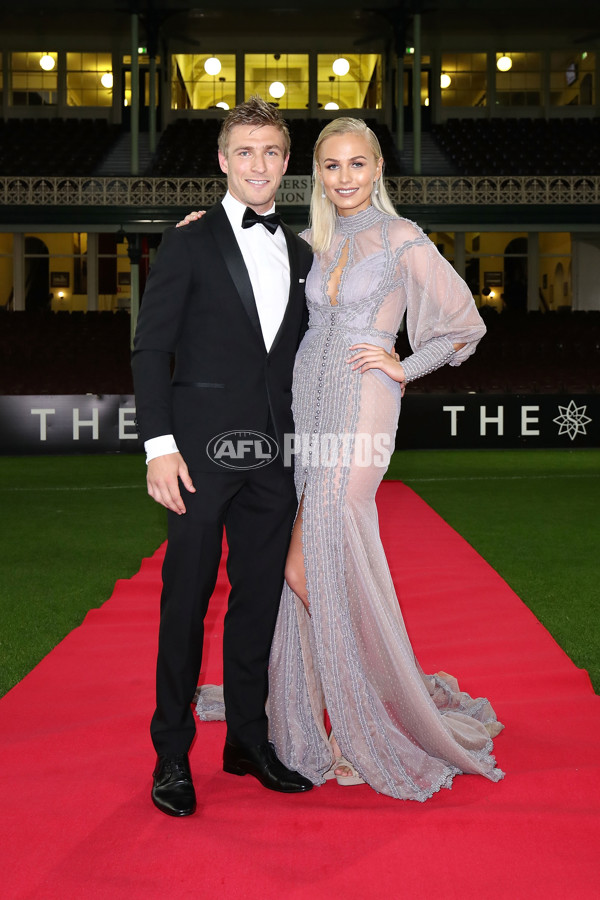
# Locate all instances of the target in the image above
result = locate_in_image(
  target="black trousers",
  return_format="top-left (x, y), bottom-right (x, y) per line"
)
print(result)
top-left (150, 458), bottom-right (297, 756)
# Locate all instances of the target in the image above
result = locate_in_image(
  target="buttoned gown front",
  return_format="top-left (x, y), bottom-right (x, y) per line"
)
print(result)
top-left (266, 206), bottom-right (504, 800)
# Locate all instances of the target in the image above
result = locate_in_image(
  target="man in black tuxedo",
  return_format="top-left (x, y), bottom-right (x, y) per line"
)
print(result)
top-left (132, 97), bottom-right (314, 816)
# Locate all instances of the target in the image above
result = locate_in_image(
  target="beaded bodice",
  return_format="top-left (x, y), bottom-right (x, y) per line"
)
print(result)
top-left (301, 206), bottom-right (485, 365)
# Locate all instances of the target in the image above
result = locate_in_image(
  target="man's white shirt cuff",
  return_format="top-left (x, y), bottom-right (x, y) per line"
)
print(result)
top-left (144, 435), bottom-right (179, 464)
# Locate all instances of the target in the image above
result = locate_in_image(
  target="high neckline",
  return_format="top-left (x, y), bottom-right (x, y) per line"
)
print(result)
top-left (335, 205), bottom-right (383, 235)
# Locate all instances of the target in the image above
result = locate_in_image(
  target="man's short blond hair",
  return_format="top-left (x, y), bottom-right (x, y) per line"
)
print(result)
top-left (218, 95), bottom-right (291, 157)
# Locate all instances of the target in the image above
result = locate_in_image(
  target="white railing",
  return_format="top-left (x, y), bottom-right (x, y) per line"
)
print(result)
top-left (385, 175), bottom-right (600, 205)
top-left (1, 175), bottom-right (599, 206)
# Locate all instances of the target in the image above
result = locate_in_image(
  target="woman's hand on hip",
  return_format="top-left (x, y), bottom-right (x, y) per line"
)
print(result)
top-left (347, 342), bottom-right (406, 390)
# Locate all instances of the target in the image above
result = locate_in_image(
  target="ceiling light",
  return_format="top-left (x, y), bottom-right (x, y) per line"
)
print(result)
top-left (324, 102), bottom-right (339, 110)
top-left (101, 72), bottom-right (113, 89)
top-left (332, 57), bottom-right (350, 77)
top-left (440, 73), bottom-right (452, 89)
top-left (216, 101), bottom-right (229, 110)
top-left (269, 81), bottom-right (286, 99)
top-left (40, 54), bottom-right (55, 71)
top-left (497, 54), bottom-right (512, 72)
top-left (204, 57), bottom-right (221, 76)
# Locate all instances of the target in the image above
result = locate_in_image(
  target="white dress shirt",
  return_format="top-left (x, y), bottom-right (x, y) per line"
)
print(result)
top-left (144, 192), bottom-right (290, 463)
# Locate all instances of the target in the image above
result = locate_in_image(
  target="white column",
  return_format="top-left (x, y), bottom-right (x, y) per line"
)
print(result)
top-left (128, 236), bottom-right (142, 348)
top-left (412, 14), bottom-right (421, 175)
top-left (308, 53), bottom-right (318, 117)
top-left (236, 54), bottom-right (245, 106)
top-left (111, 50), bottom-right (122, 125)
top-left (86, 232), bottom-right (99, 311)
top-left (395, 54), bottom-right (404, 152)
top-left (130, 263), bottom-right (140, 348)
top-left (527, 232), bottom-right (539, 312)
top-left (149, 55), bottom-right (157, 154)
top-left (383, 55), bottom-right (393, 131)
top-left (541, 51), bottom-right (551, 117)
top-left (130, 13), bottom-right (140, 175)
top-left (430, 50), bottom-right (441, 125)
top-left (487, 51), bottom-right (496, 117)
top-left (57, 51), bottom-right (67, 116)
top-left (12, 232), bottom-right (25, 311)
top-left (572, 235), bottom-right (600, 311)
top-left (2, 53), bottom-right (9, 118)
top-left (453, 232), bottom-right (466, 279)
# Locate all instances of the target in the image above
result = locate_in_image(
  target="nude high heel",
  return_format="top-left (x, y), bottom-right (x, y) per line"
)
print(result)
top-left (323, 733), bottom-right (365, 786)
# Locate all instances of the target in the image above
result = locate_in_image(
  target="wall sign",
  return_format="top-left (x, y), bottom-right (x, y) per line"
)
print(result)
top-left (397, 393), bottom-right (598, 449)
top-left (0, 394), bottom-right (597, 455)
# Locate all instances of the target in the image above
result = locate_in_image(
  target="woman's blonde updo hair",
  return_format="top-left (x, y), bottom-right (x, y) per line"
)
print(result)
top-left (309, 117), bottom-right (398, 253)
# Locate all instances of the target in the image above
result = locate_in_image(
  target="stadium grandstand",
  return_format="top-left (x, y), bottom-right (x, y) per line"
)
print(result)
top-left (3, 8), bottom-right (600, 896)
top-left (0, 0), bottom-right (599, 444)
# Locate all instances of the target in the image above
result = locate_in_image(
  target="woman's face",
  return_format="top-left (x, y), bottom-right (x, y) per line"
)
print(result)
top-left (316, 132), bottom-right (383, 217)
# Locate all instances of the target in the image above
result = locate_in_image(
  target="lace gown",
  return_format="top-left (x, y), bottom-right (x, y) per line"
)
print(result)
top-left (266, 206), bottom-right (505, 800)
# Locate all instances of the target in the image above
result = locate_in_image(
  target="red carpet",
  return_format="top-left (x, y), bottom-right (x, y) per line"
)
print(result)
top-left (1, 482), bottom-right (598, 899)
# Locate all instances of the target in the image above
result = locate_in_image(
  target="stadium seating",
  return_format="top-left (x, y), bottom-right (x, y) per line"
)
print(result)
top-left (4, 115), bottom-right (597, 180)
top-left (0, 119), bottom-right (121, 176)
top-left (391, 307), bottom-right (600, 394)
top-left (148, 117), bottom-right (403, 177)
top-left (0, 309), bottom-right (133, 394)
top-left (431, 117), bottom-right (600, 176)
top-left (1, 308), bottom-right (598, 396)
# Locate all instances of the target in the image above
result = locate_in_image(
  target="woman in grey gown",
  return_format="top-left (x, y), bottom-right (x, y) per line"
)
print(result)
top-left (265, 117), bottom-right (504, 800)
top-left (196, 117), bottom-right (504, 800)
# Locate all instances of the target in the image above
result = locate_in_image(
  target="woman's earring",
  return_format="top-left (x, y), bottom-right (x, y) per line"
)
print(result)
top-left (321, 183), bottom-right (326, 199)
top-left (374, 180), bottom-right (379, 196)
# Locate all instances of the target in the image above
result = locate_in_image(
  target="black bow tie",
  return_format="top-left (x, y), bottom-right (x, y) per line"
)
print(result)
top-left (241, 207), bottom-right (281, 235)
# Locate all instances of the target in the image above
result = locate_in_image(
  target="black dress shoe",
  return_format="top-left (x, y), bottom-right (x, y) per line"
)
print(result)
top-left (152, 754), bottom-right (197, 817)
top-left (223, 740), bottom-right (313, 793)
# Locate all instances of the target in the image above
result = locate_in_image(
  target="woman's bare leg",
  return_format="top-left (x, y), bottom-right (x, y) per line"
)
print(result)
top-left (284, 496), bottom-right (309, 612)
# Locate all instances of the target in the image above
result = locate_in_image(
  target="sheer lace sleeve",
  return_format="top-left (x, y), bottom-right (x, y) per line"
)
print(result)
top-left (392, 220), bottom-right (486, 366)
top-left (299, 228), bottom-right (313, 247)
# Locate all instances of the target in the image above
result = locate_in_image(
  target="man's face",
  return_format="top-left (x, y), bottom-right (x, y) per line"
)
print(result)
top-left (218, 124), bottom-right (289, 213)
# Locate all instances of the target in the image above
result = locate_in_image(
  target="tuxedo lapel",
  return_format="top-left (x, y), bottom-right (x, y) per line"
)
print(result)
top-left (206, 205), bottom-right (265, 347)
top-left (268, 222), bottom-right (302, 355)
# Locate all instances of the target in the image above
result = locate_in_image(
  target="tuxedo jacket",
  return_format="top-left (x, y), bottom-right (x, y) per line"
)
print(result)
top-left (132, 204), bottom-right (313, 472)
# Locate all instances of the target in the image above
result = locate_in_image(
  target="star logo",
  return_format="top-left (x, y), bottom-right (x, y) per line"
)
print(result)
top-left (553, 400), bottom-right (592, 441)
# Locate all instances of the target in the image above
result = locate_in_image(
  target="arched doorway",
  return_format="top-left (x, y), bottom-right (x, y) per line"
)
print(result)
top-left (24, 237), bottom-right (50, 312)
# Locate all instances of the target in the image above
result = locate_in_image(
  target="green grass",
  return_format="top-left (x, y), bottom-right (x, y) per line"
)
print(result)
top-left (388, 449), bottom-right (600, 692)
top-left (0, 455), bottom-right (166, 696)
top-left (0, 450), bottom-right (598, 697)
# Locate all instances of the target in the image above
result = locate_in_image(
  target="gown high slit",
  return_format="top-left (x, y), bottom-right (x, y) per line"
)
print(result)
top-left (266, 206), bottom-right (504, 800)
top-left (196, 205), bottom-right (504, 800)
